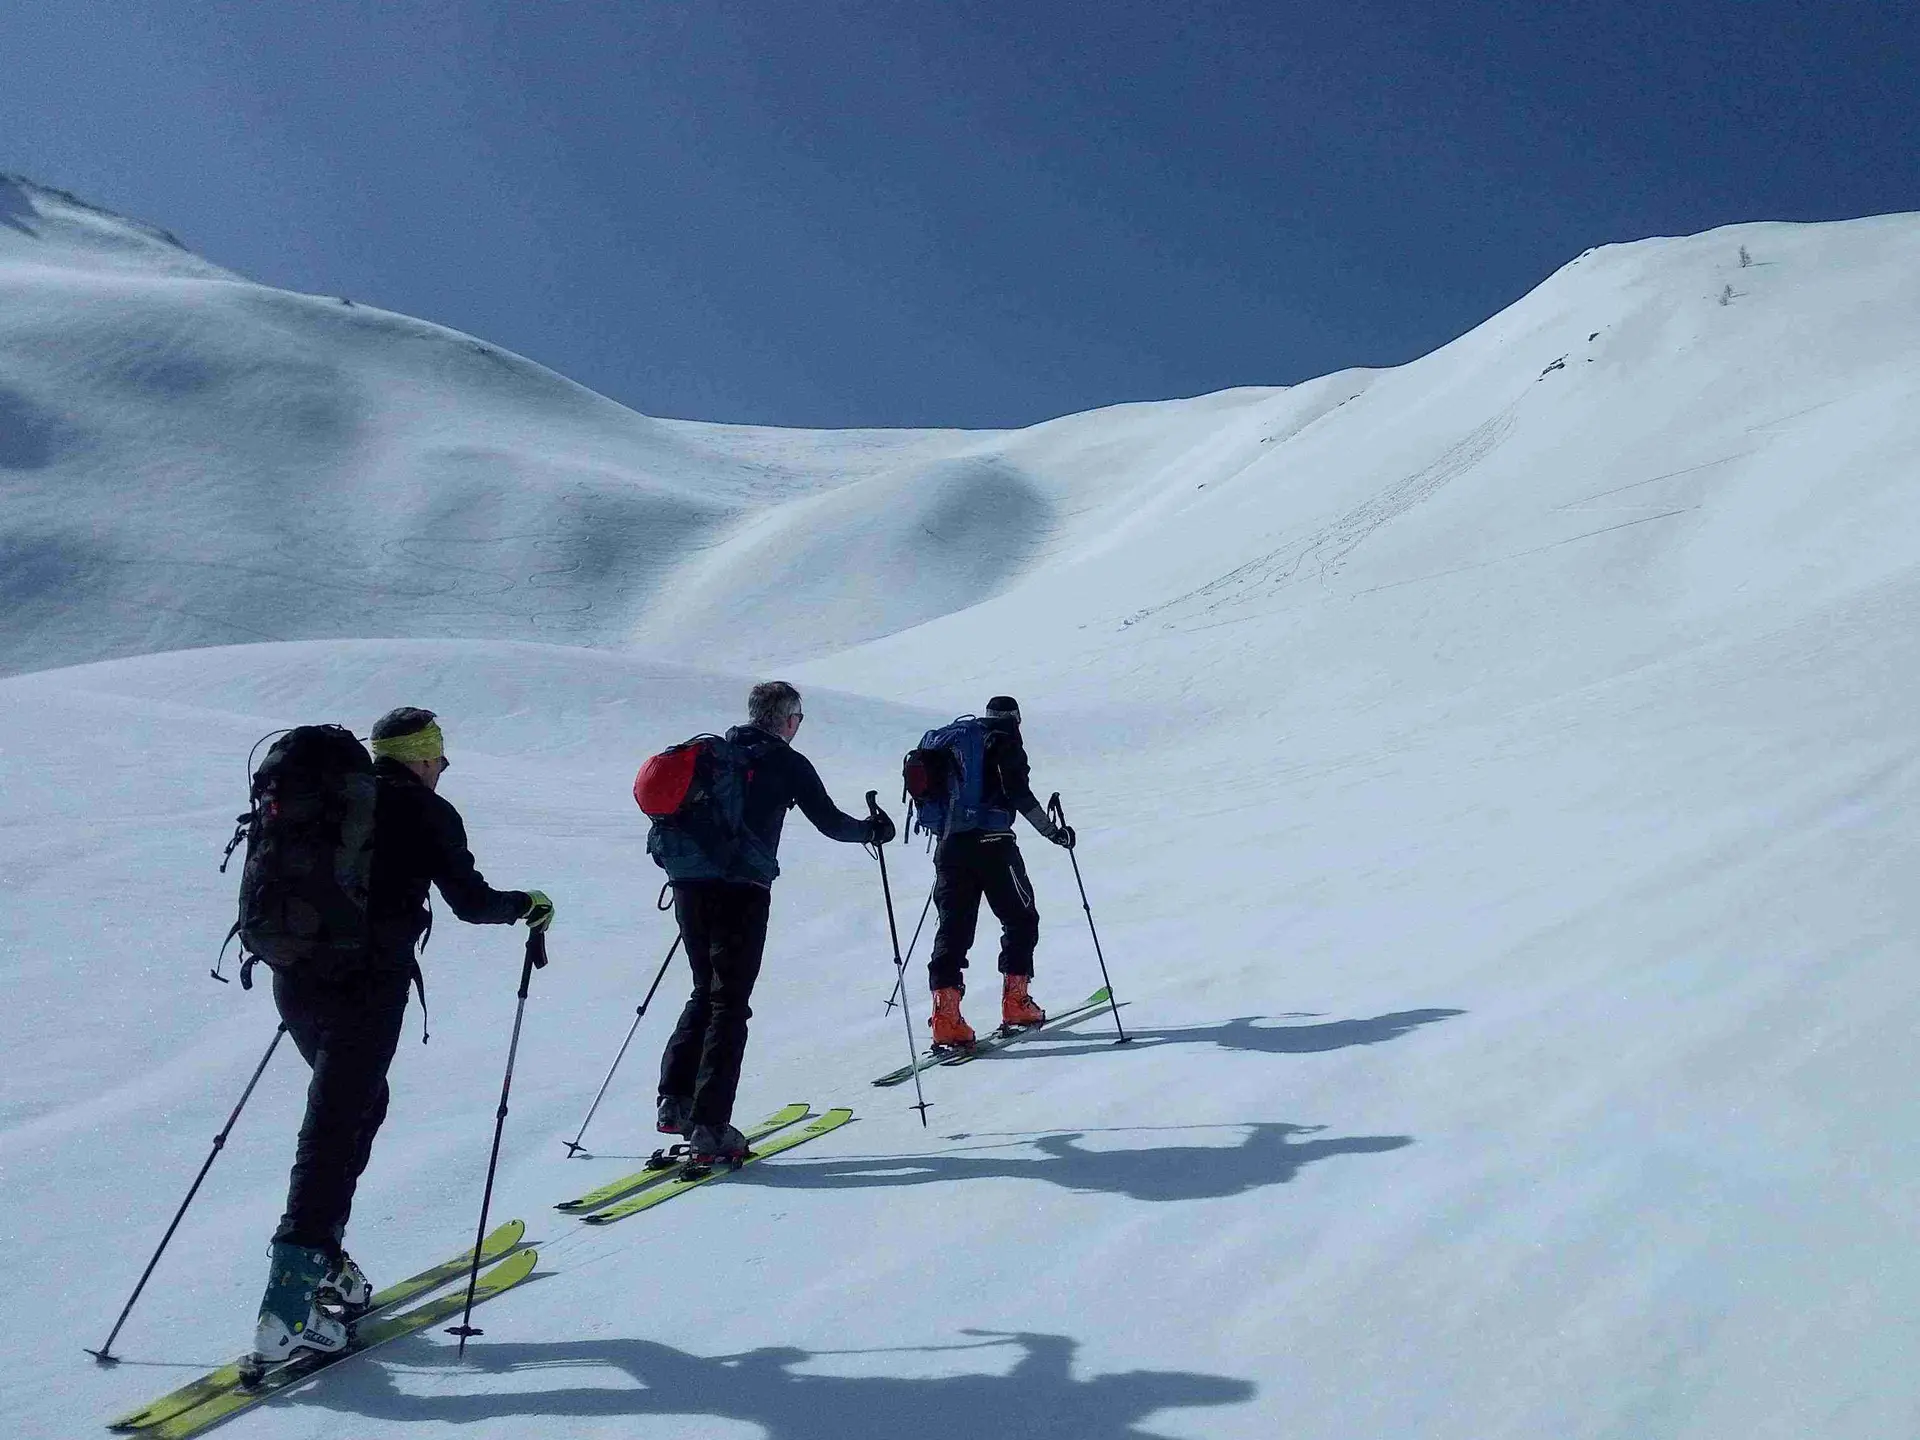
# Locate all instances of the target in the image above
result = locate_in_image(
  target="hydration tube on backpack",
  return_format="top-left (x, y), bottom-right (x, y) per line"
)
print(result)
top-left (636, 733), bottom-right (779, 884)
top-left (902, 716), bottom-right (1014, 838)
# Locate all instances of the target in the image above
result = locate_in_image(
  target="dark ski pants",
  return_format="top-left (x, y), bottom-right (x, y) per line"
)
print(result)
top-left (928, 830), bottom-right (1039, 993)
top-left (271, 966), bottom-right (411, 1256)
top-left (658, 880), bottom-right (772, 1130)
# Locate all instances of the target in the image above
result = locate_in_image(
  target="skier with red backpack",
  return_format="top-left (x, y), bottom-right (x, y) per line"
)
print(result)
top-left (232, 707), bottom-right (551, 1378)
top-left (905, 696), bottom-right (1075, 1049)
top-left (636, 681), bottom-right (894, 1166)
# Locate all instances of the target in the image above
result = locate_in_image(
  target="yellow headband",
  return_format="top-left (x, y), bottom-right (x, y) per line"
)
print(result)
top-left (371, 721), bottom-right (445, 763)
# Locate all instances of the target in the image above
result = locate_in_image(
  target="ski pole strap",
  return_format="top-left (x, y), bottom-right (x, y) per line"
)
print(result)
top-left (522, 930), bottom-right (548, 996)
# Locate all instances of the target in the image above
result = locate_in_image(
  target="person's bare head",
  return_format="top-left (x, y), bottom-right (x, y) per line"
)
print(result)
top-left (747, 681), bottom-right (804, 742)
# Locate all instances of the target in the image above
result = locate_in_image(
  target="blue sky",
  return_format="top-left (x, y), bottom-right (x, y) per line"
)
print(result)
top-left (5, 1), bottom-right (1917, 429)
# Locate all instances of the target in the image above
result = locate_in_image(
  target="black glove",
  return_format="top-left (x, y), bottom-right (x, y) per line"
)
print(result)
top-left (867, 809), bottom-right (897, 845)
top-left (1049, 823), bottom-right (1076, 849)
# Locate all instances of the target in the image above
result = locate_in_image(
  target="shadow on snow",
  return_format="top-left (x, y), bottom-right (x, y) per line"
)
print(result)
top-left (284, 1328), bottom-right (1255, 1439)
top-left (993, 1007), bottom-right (1466, 1063)
top-left (737, 1120), bottom-right (1412, 1203)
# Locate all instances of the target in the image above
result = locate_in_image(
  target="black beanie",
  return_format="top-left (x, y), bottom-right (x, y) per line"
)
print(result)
top-left (371, 706), bottom-right (438, 741)
top-left (985, 696), bottom-right (1021, 723)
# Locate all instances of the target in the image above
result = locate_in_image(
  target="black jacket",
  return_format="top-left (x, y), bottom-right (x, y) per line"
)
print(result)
top-left (368, 758), bottom-right (528, 969)
top-left (979, 717), bottom-right (1059, 838)
top-left (726, 724), bottom-right (872, 869)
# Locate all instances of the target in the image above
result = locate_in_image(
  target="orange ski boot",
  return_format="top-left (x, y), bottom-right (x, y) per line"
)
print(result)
top-left (930, 987), bottom-right (976, 1049)
top-left (1001, 973), bottom-right (1046, 1029)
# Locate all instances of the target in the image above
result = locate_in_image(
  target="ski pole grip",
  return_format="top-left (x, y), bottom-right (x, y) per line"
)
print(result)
top-left (1048, 791), bottom-right (1065, 823)
top-left (527, 930), bottom-right (549, 971)
top-left (866, 789), bottom-right (880, 815)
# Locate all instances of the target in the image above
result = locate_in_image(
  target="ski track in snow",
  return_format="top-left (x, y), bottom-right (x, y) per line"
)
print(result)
top-left (1124, 400), bottom-right (1522, 627)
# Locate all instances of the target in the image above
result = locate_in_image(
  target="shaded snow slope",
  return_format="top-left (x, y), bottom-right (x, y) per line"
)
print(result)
top-left (0, 175), bottom-right (977, 675)
top-left (4, 185), bottom-right (1920, 1440)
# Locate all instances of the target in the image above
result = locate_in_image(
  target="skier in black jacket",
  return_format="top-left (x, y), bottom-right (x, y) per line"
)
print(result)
top-left (655, 681), bottom-right (893, 1165)
top-left (249, 707), bottom-right (551, 1374)
top-left (927, 696), bottom-right (1074, 1048)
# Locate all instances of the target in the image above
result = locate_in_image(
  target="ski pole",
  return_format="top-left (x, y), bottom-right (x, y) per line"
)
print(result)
top-left (449, 927), bottom-right (547, 1355)
top-left (881, 880), bottom-right (936, 1014)
top-left (1048, 792), bottom-right (1130, 1044)
top-left (87, 1023), bottom-right (289, 1363)
top-left (885, 790), bottom-right (955, 1012)
top-left (564, 885), bottom-right (681, 1157)
top-left (562, 933), bottom-right (678, 1157)
top-left (869, 791), bottom-right (931, 1126)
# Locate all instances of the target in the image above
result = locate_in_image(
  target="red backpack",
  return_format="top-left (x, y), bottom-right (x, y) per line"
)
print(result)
top-left (634, 738), bottom-right (706, 817)
top-left (634, 734), bottom-right (777, 883)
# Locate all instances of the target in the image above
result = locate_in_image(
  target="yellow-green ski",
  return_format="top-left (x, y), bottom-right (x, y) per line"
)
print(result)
top-left (583, 1107), bottom-right (854, 1225)
top-left (106, 1220), bottom-right (526, 1431)
top-left (144, 1248), bottom-right (537, 1439)
top-left (556, 1102), bottom-right (810, 1214)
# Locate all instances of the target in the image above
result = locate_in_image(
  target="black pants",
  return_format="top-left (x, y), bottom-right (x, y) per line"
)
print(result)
top-left (658, 881), bottom-right (772, 1130)
top-left (271, 965), bottom-right (411, 1255)
top-left (928, 830), bottom-right (1039, 993)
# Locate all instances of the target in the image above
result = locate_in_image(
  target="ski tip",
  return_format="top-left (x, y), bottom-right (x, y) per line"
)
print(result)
top-left (490, 1247), bottom-right (539, 1281)
top-left (477, 1218), bottom-right (529, 1252)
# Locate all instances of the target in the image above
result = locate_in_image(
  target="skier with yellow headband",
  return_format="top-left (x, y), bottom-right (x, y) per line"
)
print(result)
top-left (247, 706), bottom-right (551, 1373)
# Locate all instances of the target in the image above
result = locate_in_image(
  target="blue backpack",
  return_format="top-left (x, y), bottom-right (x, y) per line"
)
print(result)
top-left (903, 716), bottom-right (1014, 838)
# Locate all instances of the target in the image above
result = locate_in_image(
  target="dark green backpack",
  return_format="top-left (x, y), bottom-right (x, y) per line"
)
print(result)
top-left (229, 725), bottom-right (377, 983)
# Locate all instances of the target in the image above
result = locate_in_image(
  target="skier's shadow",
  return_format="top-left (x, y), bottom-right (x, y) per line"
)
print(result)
top-left (297, 1328), bottom-right (1255, 1439)
top-left (1007, 1007), bottom-right (1465, 1061)
top-left (738, 1120), bottom-right (1412, 1204)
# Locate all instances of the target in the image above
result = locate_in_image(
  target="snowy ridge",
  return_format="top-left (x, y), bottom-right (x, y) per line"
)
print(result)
top-left (0, 173), bottom-right (232, 281)
top-left (5, 186), bottom-right (1920, 1439)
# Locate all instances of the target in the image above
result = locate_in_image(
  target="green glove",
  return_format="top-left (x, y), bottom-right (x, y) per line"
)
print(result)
top-left (522, 890), bottom-right (555, 933)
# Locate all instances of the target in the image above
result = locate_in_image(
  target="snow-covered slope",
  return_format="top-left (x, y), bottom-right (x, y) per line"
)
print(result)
top-left (0, 175), bottom-right (984, 675)
top-left (4, 178), bottom-right (1920, 1439)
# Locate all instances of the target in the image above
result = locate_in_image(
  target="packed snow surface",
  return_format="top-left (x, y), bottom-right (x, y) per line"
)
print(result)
top-left (4, 173), bottom-right (1919, 1438)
